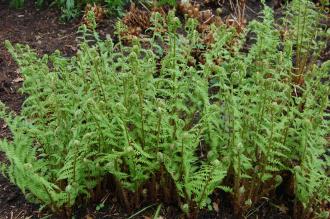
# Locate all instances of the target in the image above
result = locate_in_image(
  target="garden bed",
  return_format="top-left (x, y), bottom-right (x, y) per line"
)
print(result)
top-left (0, 0), bottom-right (329, 218)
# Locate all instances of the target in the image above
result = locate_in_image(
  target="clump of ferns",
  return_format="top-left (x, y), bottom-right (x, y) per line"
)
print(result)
top-left (280, 1), bottom-right (330, 218)
top-left (2, 43), bottom-right (113, 216)
top-left (203, 2), bottom-right (329, 217)
top-left (281, 0), bottom-right (328, 87)
top-left (203, 4), bottom-right (291, 215)
top-left (1, 2), bottom-right (329, 219)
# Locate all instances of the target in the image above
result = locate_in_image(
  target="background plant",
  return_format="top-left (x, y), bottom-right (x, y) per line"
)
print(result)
top-left (7, 0), bottom-right (177, 21)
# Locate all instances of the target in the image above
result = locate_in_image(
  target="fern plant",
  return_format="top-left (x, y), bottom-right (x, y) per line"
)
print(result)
top-left (282, 0), bottom-right (327, 85)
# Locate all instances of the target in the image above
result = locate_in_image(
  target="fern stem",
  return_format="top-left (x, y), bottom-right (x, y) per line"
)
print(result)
top-left (156, 109), bottom-right (162, 149)
top-left (197, 165), bottom-right (215, 208)
top-left (260, 106), bottom-right (275, 185)
top-left (296, 2), bottom-right (308, 76)
top-left (87, 106), bottom-right (105, 152)
top-left (73, 141), bottom-right (78, 184)
top-left (295, 1), bottom-right (302, 73)
top-left (42, 184), bottom-right (57, 212)
top-left (137, 81), bottom-right (145, 148)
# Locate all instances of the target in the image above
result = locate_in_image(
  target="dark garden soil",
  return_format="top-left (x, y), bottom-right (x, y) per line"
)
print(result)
top-left (0, 0), bottom-right (327, 218)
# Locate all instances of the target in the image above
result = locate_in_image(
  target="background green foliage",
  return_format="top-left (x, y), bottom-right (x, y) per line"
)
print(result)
top-left (7, 0), bottom-right (175, 21)
top-left (8, 0), bottom-right (114, 20)
top-left (1, 0), bottom-right (329, 218)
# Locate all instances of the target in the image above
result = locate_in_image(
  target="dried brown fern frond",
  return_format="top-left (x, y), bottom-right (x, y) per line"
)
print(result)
top-left (178, 2), bottom-right (223, 34)
top-left (123, 3), bottom-right (151, 33)
top-left (82, 3), bottom-right (106, 28)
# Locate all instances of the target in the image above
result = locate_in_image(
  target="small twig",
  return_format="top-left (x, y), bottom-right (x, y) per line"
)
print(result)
top-left (245, 4), bottom-right (257, 15)
top-left (244, 197), bottom-right (269, 218)
top-left (100, 192), bottom-right (111, 203)
top-left (57, 32), bottom-right (76, 40)
top-left (14, 210), bottom-right (24, 219)
top-left (230, 14), bottom-right (241, 25)
top-left (139, 2), bottom-right (151, 12)
top-left (203, 15), bottom-right (215, 24)
top-left (127, 203), bottom-right (158, 219)
top-left (294, 86), bottom-right (298, 97)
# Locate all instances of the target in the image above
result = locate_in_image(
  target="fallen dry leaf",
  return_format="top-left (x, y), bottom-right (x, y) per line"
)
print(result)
top-left (213, 202), bottom-right (219, 213)
top-left (13, 77), bottom-right (24, 83)
top-left (85, 214), bottom-right (94, 219)
top-left (274, 203), bottom-right (288, 214)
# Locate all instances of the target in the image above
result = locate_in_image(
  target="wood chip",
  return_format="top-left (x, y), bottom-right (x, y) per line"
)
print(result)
top-left (12, 77), bottom-right (24, 83)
